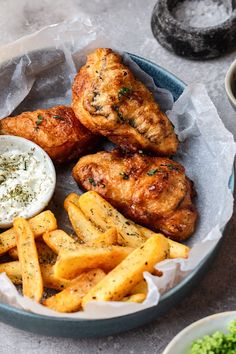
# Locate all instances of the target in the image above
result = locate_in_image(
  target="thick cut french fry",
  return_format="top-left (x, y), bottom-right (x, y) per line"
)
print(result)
top-left (64, 193), bottom-right (81, 211)
top-left (82, 234), bottom-right (169, 306)
top-left (8, 241), bottom-right (57, 264)
top-left (73, 192), bottom-right (189, 258)
top-left (54, 245), bottom-right (133, 279)
top-left (0, 261), bottom-right (22, 285)
top-left (137, 225), bottom-right (189, 259)
top-left (43, 228), bottom-right (118, 254)
top-left (14, 218), bottom-right (43, 302)
top-left (88, 228), bottom-right (118, 247)
top-left (36, 241), bottom-right (57, 265)
top-left (79, 192), bottom-right (146, 248)
top-left (43, 230), bottom-right (78, 254)
top-left (8, 247), bottom-right (18, 260)
top-left (168, 239), bottom-right (189, 259)
top-left (122, 293), bottom-right (146, 303)
top-left (0, 261), bottom-right (71, 290)
top-left (66, 195), bottom-right (118, 245)
top-left (129, 279), bottom-right (148, 295)
top-left (41, 264), bottom-right (71, 290)
top-left (0, 211), bottom-right (57, 256)
top-left (67, 203), bottom-right (102, 243)
top-left (44, 269), bottom-right (106, 312)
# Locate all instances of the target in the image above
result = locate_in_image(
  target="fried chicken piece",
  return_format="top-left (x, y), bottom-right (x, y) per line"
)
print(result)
top-left (0, 106), bottom-right (96, 163)
top-left (72, 150), bottom-right (197, 241)
top-left (72, 48), bottom-right (178, 156)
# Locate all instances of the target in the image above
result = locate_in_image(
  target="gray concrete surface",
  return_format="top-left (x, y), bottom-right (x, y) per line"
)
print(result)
top-left (0, 0), bottom-right (235, 353)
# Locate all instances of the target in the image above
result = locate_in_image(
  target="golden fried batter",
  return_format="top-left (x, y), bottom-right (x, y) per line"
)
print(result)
top-left (0, 106), bottom-right (95, 163)
top-left (73, 150), bottom-right (197, 241)
top-left (72, 48), bottom-right (178, 155)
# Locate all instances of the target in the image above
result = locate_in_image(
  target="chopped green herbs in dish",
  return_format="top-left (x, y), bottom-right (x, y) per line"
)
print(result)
top-left (190, 319), bottom-right (236, 354)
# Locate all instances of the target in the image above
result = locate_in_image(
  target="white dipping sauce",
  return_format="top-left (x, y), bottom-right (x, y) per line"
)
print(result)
top-left (0, 147), bottom-right (54, 225)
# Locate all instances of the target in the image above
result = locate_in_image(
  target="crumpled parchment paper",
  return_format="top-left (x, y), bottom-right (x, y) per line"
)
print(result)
top-left (0, 16), bottom-right (235, 319)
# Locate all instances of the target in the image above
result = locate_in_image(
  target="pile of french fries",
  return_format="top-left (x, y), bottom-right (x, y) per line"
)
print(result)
top-left (0, 191), bottom-right (190, 313)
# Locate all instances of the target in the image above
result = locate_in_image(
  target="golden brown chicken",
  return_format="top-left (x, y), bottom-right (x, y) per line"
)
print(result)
top-left (73, 150), bottom-right (197, 241)
top-left (0, 106), bottom-right (96, 163)
top-left (72, 48), bottom-right (178, 155)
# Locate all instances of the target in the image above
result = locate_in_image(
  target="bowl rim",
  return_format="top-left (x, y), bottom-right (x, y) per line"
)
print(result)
top-left (0, 135), bottom-right (56, 228)
top-left (163, 310), bottom-right (236, 354)
top-left (225, 58), bottom-right (236, 107)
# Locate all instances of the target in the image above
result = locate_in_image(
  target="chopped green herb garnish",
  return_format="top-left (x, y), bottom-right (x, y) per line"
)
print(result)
top-left (161, 163), bottom-right (179, 171)
top-left (53, 115), bottom-right (65, 121)
top-left (119, 172), bottom-right (129, 180)
top-left (36, 114), bottom-right (44, 126)
top-left (147, 168), bottom-right (159, 176)
top-left (0, 184), bottom-right (35, 205)
top-left (118, 87), bottom-right (132, 99)
top-left (88, 177), bottom-right (97, 186)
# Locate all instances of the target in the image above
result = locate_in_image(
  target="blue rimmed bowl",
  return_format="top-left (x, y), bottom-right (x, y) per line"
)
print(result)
top-left (0, 53), bottom-right (234, 338)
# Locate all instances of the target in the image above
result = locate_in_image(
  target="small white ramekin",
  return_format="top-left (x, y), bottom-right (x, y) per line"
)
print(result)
top-left (163, 311), bottom-right (236, 354)
top-left (0, 135), bottom-right (56, 228)
top-left (225, 58), bottom-right (236, 111)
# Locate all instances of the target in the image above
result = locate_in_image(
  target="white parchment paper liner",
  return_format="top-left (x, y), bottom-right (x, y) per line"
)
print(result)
top-left (0, 17), bottom-right (235, 319)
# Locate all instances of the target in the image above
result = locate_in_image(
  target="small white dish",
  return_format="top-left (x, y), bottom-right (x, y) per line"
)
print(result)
top-left (163, 311), bottom-right (236, 354)
top-left (225, 58), bottom-right (236, 111)
top-left (0, 135), bottom-right (56, 228)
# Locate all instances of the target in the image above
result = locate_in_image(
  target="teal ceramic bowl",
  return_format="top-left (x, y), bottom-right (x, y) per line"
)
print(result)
top-left (0, 53), bottom-right (234, 338)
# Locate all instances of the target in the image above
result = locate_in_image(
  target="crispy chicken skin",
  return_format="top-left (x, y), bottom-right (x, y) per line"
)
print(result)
top-left (72, 48), bottom-right (178, 155)
top-left (73, 150), bottom-right (197, 241)
top-left (0, 106), bottom-right (95, 164)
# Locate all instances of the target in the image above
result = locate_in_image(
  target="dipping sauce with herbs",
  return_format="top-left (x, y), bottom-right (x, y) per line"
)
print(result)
top-left (0, 136), bottom-right (56, 228)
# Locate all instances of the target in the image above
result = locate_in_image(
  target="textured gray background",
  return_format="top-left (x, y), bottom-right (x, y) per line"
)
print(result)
top-left (0, 0), bottom-right (236, 353)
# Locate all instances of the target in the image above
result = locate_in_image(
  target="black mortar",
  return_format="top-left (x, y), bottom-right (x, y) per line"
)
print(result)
top-left (151, 0), bottom-right (236, 59)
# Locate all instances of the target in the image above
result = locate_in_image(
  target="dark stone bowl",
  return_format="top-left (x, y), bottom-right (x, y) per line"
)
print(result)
top-left (151, 0), bottom-right (236, 59)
